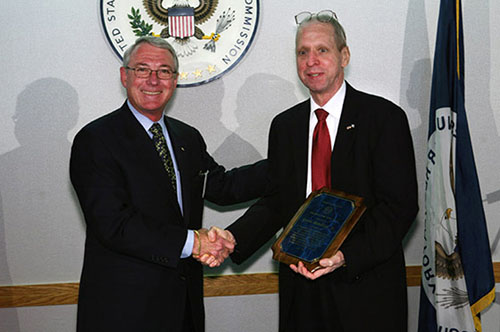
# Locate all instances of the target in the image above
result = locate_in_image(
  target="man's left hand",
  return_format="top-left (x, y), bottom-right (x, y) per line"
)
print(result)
top-left (290, 250), bottom-right (345, 280)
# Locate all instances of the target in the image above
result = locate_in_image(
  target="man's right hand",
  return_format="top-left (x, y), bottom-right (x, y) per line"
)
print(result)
top-left (192, 227), bottom-right (235, 267)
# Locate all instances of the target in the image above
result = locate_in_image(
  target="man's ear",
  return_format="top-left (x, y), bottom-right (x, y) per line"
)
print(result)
top-left (341, 46), bottom-right (350, 68)
top-left (120, 67), bottom-right (127, 88)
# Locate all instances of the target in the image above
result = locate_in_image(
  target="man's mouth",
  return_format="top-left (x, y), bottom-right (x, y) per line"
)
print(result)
top-left (142, 90), bottom-right (162, 95)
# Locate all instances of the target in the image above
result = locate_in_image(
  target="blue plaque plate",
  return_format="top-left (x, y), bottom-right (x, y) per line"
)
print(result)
top-left (272, 188), bottom-right (366, 271)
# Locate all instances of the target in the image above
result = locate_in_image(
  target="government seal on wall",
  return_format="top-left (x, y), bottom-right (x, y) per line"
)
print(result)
top-left (100, 0), bottom-right (260, 87)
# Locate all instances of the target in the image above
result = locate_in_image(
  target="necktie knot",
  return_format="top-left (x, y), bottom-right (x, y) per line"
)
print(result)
top-left (315, 108), bottom-right (329, 122)
top-left (149, 123), bottom-right (162, 136)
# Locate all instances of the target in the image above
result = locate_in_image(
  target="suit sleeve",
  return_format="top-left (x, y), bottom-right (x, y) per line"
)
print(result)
top-left (339, 105), bottom-right (419, 280)
top-left (197, 129), bottom-right (269, 205)
top-left (70, 126), bottom-right (187, 268)
top-left (226, 117), bottom-right (286, 264)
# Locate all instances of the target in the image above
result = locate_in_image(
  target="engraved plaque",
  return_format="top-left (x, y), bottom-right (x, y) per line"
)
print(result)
top-left (272, 188), bottom-right (366, 271)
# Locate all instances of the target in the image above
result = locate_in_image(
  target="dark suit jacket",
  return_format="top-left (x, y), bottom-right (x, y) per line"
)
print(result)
top-left (70, 102), bottom-right (266, 332)
top-left (228, 83), bottom-right (418, 332)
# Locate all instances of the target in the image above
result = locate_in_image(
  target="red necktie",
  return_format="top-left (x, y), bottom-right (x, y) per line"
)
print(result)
top-left (312, 109), bottom-right (332, 191)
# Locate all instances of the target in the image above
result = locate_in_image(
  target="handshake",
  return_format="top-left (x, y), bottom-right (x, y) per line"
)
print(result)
top-left (192, 226), bottom-right (235, 267)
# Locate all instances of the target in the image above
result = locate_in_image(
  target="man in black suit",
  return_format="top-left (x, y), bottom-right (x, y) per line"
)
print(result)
top-left (208, 10), bottom-right (418, 332)
top-left (70, 36), bottom-right (265, 332)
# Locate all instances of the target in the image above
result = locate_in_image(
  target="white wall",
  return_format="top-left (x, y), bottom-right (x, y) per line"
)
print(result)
top-left (1, 0), bottom-right (499, 331)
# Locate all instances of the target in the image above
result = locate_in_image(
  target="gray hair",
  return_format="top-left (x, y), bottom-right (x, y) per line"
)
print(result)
top-left (296, 16), bottom-right (347, 51)
top-left (122, 36), bottom-right (179, 72)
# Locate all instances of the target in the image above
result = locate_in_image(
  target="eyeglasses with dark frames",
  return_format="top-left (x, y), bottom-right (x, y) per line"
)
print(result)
top-left (294, 10), bottom-right (338, 25)
top-left (125, 66), bottom-right (177, 80)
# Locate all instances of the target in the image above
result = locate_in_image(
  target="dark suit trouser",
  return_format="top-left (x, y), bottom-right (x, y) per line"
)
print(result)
top-left (286, 277), bottom-right (344, 332)
top-left (182, 291), bottom-right (196, 332)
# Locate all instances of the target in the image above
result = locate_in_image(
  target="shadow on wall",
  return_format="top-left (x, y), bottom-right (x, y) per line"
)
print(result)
top-left (404, 58), bottom-right (431, 248)
top-left (209, 73), bottom-right (298, 216)
top-left (172, 73), bottom-right (298, 214)
top-left (398, 0), bottom-right (432, 249)
top-left (207, 73), bottom-right (298, 274)
top-left (463, 0), bottom-right (500, 313)
top-left (0, 78), bottom-right (81, 331)
top-left (169, 72), bottom-right (298, 170)
top-left (166, 77), bottom-right (230, 150)
top-left (212, 72), bottom-right (298, 168)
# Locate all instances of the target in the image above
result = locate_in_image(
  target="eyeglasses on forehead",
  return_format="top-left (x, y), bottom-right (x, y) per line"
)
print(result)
top-left (295, 10), bottom-right (338, 25)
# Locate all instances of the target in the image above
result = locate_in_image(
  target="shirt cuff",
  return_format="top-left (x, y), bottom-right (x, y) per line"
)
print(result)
top-left (181, 229), bottom-right (194, 258)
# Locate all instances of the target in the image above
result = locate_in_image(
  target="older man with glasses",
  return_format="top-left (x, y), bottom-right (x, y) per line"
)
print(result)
top-left (210, 9), bottom-right (419, 332)
top-left (70, 36), bottom-right (267, 332)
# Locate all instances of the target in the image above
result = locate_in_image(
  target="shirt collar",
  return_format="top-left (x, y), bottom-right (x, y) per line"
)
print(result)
top-left (127, 99), bottom-right (167, 133)
top-left (310, 80), bottom-right (346, 119)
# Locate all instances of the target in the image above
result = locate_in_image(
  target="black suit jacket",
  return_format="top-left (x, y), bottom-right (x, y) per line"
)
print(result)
top-left (70, 103), bottom-right (266, 332)
top-left (228, 83), bottom-right (418, 332)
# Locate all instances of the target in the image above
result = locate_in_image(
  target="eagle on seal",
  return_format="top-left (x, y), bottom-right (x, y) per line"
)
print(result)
top-left (435, 241), bottom-right (464, 280)
top-left (435, 208), bottom-right (464, 281)
top-left (143, 0), bottom-right (218, 41)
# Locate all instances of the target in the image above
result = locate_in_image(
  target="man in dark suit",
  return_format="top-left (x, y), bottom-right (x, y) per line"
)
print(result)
top-left (70, 36), bottom-right (266, 332)
top-left (208, 10), bottom-right (418, 332)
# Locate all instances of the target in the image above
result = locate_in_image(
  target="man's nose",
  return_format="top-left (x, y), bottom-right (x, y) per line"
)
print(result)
top-left (306, 52), bottom-right (319, 66)
top-left (147, 70), bottom-right (160, 84)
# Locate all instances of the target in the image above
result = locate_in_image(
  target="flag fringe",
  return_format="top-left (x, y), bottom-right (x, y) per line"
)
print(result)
top-left (471, 286), bottom-right (496, 332)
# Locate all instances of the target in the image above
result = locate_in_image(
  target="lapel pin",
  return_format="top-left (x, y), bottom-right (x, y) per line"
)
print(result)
top-left (181, 147), bottom-right (185, 151)
top-left (346, 124), bottom-right (355, 130)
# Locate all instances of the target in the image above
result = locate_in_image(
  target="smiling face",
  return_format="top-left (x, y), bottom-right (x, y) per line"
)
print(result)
top-left (296, 21), bottom-right (350, 106)
top-left (120, 42), bottom-right (178, 121)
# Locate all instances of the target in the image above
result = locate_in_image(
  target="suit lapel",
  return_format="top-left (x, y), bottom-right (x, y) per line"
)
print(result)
top-left (164, 117), bottom-right (190, 223)
top-left (116, 105), bottom-right (183, 218)
top-left (118, 105), bottom-right (168, 179)
top-left (291, 101), bottom-right (310, 200)
top-left (332, 83), bottom-right (359, 181)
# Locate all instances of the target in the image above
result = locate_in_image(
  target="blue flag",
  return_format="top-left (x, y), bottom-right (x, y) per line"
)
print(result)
top-left (418, 0), bottom-right (495, 331)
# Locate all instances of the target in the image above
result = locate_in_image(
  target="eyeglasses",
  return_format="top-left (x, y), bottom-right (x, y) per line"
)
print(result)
top-left (294, 10), bottom-right (338, 25)
top-left (125, 66), bottom-right (177, 80)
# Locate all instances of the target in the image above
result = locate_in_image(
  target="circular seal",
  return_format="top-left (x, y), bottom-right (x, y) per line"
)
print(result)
top-left (100, 0), bottom-right (260, 87)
